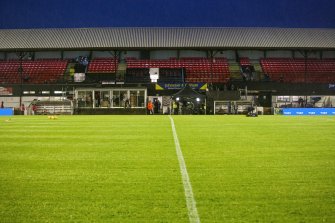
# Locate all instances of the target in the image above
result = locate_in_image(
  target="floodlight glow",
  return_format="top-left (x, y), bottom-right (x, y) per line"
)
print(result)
top-left (196, 98), bottom-right (200, 102)
top-left (176, 97), bottom-right (180, 101)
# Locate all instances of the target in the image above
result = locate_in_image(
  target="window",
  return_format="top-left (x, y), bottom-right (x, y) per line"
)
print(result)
top-left (23, 91), bottom-right (35, 95)
top-left (130, 90), bottom-right (145, 107)
top-left (54, 91), bottom-right (65, 95)
top-left (76, 89), bottom-right (146, 108)
top-left (277, 96), bottom-right (290, 102)
top-left (112, 90), bottom-right (127, 108)
top-left (99, 91), bottom-right (110, 108)
top-left (77, 91), bottom-right (93, 108)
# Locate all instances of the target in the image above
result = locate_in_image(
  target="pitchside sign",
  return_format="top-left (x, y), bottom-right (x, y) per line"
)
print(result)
top-left (156, 83), bottom-right (207, 90)
top-left (282, 108), bottom-right (335, 116)
top-left (0, 108), bottom-right (14, 116)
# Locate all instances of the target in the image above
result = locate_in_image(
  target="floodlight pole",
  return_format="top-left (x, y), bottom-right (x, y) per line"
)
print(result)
top-left (109, 50), bottom-right (121, 84)
top-left (209, 50), bottom-right (214, 86)
top-left (17, 52), bottom-right (26, 109)
top-left (303, 50), bottom-right (310, 107)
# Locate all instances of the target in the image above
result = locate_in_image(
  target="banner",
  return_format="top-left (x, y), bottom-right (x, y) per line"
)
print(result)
top-left (74, 73), bottom-right (85, 82)
top-left (0, 108), bottom-right (14, 116)
top-left (282, 108), bottom-right (335, 116)
top-left (149, 68), bottom-right (159, 83)
top-left (0, 87), bottom-right (13, 96)
top-left (156, 83), bottom-right (207, 90)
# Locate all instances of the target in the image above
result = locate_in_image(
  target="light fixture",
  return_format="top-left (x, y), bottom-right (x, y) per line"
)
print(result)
top-left (176, 97), bottom-right (180, 101)
top-left (196, 98), bottom-right (200, 102)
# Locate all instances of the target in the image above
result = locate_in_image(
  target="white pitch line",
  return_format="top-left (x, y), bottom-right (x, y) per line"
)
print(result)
top-left (169, 115), bottom-right (200, 223)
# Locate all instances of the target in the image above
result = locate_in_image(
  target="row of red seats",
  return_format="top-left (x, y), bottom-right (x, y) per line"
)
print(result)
top-left (125, 58), bottom-right (230, 83)
top-left (87, 58), bottom-right (119, 73)
top-left (126, 58), bottom-right (229, 67)
top-left (260, 58), bottom-right (335, 83)
top-left (0, 60), bottom-right (67, 84)
top-left (239, 57), bottom-right (251, 66)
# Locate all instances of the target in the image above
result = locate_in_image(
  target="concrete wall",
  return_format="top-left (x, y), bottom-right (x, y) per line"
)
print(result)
top-left (63, 51), bottom-right (90, 59)
top-left (92, 51), bottom-right (112, 58)
top-left (179, 50), bottom-right (206, 58)
top-left (238, 50), bottom-right (264, 60)
top-left (323, 51), bottom-right (335, 58)
top-left (150, 50), bottom-right (177, 59)
top-left (35, 51), bottom-right (61, 59)
top-left (266, 50), bottom-right (292, 58)
top-left (122, 51), bottom-right (141, 60)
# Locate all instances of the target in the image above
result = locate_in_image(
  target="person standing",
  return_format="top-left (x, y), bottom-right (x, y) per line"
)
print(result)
top-left (32, 104), bottom-right (37, 115)
top-left (20, 104), bottom-right (25, 115)
top-left (154, 99), bottom-right (161, 114)
top-left (147, 100), bottom-right (153, 115)
top-left (173, 100), bottom-right (178, 115)
top-left (0, 101), bottom-right (4, 108)
top-left (157, 99), bottom-right (161, 114)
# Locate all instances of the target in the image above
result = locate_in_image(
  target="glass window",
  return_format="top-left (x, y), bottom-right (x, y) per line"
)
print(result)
top-left (77, 91), bottom-right (93, 108)
top-left (277, 96), bottom-right (290, 102)
top-left (129, 90), bottom-right (145, 107)
top-left (112, 90), bottom-right (127, 107)
top-left (292, 96), bottom-right (301, 102)
top-left (100, 91), bottom-right (110, 108)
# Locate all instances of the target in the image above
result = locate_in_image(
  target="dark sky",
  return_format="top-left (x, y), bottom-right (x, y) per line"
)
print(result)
top-left (0, 0), bottom-right (334, 29)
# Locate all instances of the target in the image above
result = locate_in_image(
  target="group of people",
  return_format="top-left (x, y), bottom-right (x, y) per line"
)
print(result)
top-left (20, 103), bottom-right (37, 115)
top-left (147, 99), bottom-right (161, 115)
top-left (1, 101), bottom-right (37, 115)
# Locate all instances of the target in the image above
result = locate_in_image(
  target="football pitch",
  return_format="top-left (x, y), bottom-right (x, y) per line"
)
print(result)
top-left (0, 115), bottom-right (334, 222)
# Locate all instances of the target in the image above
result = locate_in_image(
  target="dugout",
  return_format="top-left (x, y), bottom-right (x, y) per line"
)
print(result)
top-left (171, 85), bottom-right (206, 115)
top-left (74, 87), bottom-right (147, 114)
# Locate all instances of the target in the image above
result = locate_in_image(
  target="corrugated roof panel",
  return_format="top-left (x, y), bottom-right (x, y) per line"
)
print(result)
top-left (0, 27), bottom-right (334, 50)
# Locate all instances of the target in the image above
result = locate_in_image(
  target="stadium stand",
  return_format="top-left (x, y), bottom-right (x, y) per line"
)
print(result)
top-left (125, 57), bottom-right (230, 83)
top-left (239, 57), bottom-right (251, 66)
top-left (87, 58), bottom-right (119, 73)
top-left (0, 59), bottom-right (67, 84)
top-left (260, 58), bottom-right (335, 83)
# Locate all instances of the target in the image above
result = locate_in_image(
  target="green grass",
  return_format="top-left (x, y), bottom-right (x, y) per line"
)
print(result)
top-left (0, 115), bottom-right (334, 222)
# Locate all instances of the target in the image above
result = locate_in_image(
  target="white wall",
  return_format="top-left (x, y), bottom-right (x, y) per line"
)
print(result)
top-left (0, 97), bottom-right (20, 108)
top-left (0, 97), bottom-right (36, 108)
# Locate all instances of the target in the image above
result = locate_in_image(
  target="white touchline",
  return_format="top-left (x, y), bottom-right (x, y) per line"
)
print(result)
top-left (169, 116), bottom-right (200, 223)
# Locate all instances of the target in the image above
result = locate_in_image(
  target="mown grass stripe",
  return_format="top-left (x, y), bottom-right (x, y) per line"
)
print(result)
top-left (169, 115), bottom-right (200, 223)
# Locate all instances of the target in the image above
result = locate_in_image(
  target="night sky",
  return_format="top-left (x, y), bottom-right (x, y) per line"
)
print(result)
top-left (0, 0), bottom-right (334, 29)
